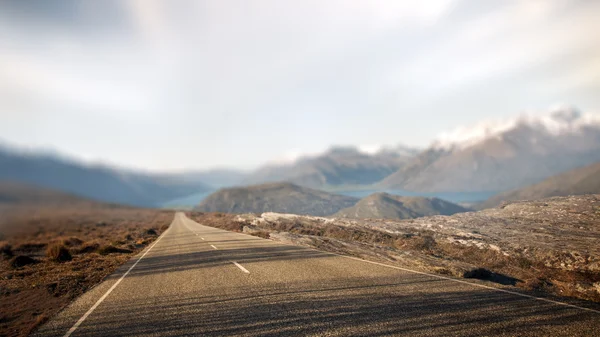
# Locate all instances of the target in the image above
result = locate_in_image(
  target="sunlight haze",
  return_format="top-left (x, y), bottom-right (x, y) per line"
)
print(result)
top-left (1, 0), bottom-right (599, 171)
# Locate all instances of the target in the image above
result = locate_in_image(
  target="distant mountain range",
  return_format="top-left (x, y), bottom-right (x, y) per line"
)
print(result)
top-left (0, 180), bottom-right (102, 207)
top-left (379, 107), bottom-right (600, 193)
top-left (333, 192), bottom-right (469, 219)
top-left (477, 161), bottom-right (600, 209)
top-left (195, 182), bottom-right (359, 216)
top-left (0, 146), bottom-right (211, 207)
top-left (2, 106), bottom-right (599, 209)
top-left (243, 145), bottom-right (420, 189)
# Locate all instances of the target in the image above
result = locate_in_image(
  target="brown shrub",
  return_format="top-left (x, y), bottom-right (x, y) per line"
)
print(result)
top-left (145, 228), bottom-right (158, 236)
top-left (408, 235), bottom-right (437, 251)
top-left (135, 238), bottom-right (152, 246)
top-left (10, 255), bottom-right (37, 268)
top-left (160, 224), bottom-right (170, 231)
top-left (0, 241), bottom-right (13, 259)
top-left (63, 237), bottom-right (84, 247)
top-left (76, 241), bottom-right (100, 254)
top-left (15, 242), bottom-right (47, 254)
top-left (97, 245), bottom-right (132, 255)
top-left (46, 242), bottom-right (72, 262)
top-left (463, 267), bottom-right (492, 279)
top-left (250, 231), bottom-right (271, 239)
top-left (26, 313), bottom-right (49, 335)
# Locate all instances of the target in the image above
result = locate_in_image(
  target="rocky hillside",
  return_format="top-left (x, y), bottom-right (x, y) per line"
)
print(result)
top-left (244, 146), bottom-right (418, 188)
top-left (333, 192), bottom-right (469, 219)
top-left (195, 182), bottom-right (358, 216)
top-left (478, 161), bottom-right (600, 209)
top-left (379, 107), bottom-right (600, 193)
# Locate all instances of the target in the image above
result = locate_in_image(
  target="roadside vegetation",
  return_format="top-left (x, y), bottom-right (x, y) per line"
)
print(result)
top-left (0, 205), bottom-right (172, 337)
top-left (187, 194), bottom-right (600, 304)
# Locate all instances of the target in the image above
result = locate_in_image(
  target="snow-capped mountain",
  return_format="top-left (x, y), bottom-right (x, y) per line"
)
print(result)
top-left (380, 106), bottom-right (600, 193)
top-left (432, 106), bottom-right (600, 151)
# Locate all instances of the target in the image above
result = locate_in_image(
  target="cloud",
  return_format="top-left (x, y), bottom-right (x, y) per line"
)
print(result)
top-left (0, 0), bottom-right (598, 170)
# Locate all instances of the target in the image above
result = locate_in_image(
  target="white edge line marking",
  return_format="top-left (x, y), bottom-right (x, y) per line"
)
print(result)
top-left (232, 261), bottom-right (250, 273)
top-left (210, 244), bottom-right (218, 250)
top-left (178, 213), bottom-right (600, 314)
top-left (63, 226), bottom-right (170, 337)
top-left (330, 252), bottom-right (600, 314)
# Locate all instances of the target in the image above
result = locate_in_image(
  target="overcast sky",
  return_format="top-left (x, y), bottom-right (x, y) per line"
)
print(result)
top-left (1, 0), bottom-right (599, 171)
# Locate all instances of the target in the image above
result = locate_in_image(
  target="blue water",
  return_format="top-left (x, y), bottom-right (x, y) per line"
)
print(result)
top-left (162, 188), bottom-right (496, 209)
top-left (161, 190), bottom-right (214, 208)
top-left (333, 189), bottom-right (496, 204)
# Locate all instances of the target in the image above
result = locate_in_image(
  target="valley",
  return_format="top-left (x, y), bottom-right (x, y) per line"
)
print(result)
top-left (2, 106), bottom-right (600, 336)
top-left (3, 2), bottom-right (600, 334)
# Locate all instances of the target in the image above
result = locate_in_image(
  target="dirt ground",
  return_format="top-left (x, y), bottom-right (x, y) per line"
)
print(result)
top-left (0, 204), bottom-right (173, 337)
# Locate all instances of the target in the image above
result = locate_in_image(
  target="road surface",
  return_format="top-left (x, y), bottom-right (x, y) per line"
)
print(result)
top-left (35, 212), bottom-right (600, 336)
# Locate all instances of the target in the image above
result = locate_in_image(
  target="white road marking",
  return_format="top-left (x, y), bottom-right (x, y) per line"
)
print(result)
top-left (177, 213), bottom-right (600, 315)
top-left (210, 244), bottom-right (217, 249)
top-left (63, 225), bottom-right (171, 337)
top-left (232, 261), bottom-right (250, 273)
top-left (330, 252), bottom-right (600, 314)
top-left (201, 237), bottom-right (205, 240)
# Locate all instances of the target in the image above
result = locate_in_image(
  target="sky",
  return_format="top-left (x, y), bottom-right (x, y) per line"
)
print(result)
top-left (0, 0), bottom-right (599, 172)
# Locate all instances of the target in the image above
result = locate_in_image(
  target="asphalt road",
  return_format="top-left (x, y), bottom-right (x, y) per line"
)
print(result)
top-left (35, 212), bottom-right (600, 336)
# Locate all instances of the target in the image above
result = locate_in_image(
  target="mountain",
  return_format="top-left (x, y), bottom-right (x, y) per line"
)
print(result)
top-left (0, 181), bottom-right (103, 206)
top-left (477, 161), bottom-right (600, 209)
top-left (380, 106), bottom-right (600, 193)
top-left (333, 192), bottom-right (469, 219)
top-left (244, 145), bottom-right (419, 189)
top-left (195, 182), bottom-right (359, 216)
top-left (0, 146), bottom-right (211, 207)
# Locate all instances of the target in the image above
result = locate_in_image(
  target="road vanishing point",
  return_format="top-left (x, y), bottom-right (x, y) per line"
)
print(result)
top-left (35, 212), bottom-right (600, 336)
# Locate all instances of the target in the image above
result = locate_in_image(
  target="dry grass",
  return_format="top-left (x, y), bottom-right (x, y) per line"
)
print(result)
top-left (46, 242), bottom-right (72, 262)
top-left (186, 210), bottom-right (600, 303)
top-left (0, 204), bottom-right (173, 337)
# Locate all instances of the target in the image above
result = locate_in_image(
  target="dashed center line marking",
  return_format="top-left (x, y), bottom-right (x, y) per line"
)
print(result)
top-left (232, 261), bottom-right (250, 273)
top-left (201, 238), bottom-right (205, 240)
top-left (210, 244), bottom-right (217, 250)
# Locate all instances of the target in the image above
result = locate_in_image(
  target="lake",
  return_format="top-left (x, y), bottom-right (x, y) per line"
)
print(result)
top-left (162, 188), bottom-right (497, 209)
top-left (334, 189), bottom-right (496, 204)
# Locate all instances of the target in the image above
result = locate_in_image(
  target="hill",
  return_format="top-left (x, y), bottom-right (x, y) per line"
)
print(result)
top-left (333, 192), bottom-right (469, 219)
top-left (0, 181), bottom-right (102, 206)
top-left (195, 182), bottom-right (358, 216)
top-left (244, 146), bottom-right (419, 189)
top-left (0, 146), bottom-right (211, 207)
top-left (477, 162), bottom-right (600, 209)
top-left (379, 107), bottom-right (600, 193)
